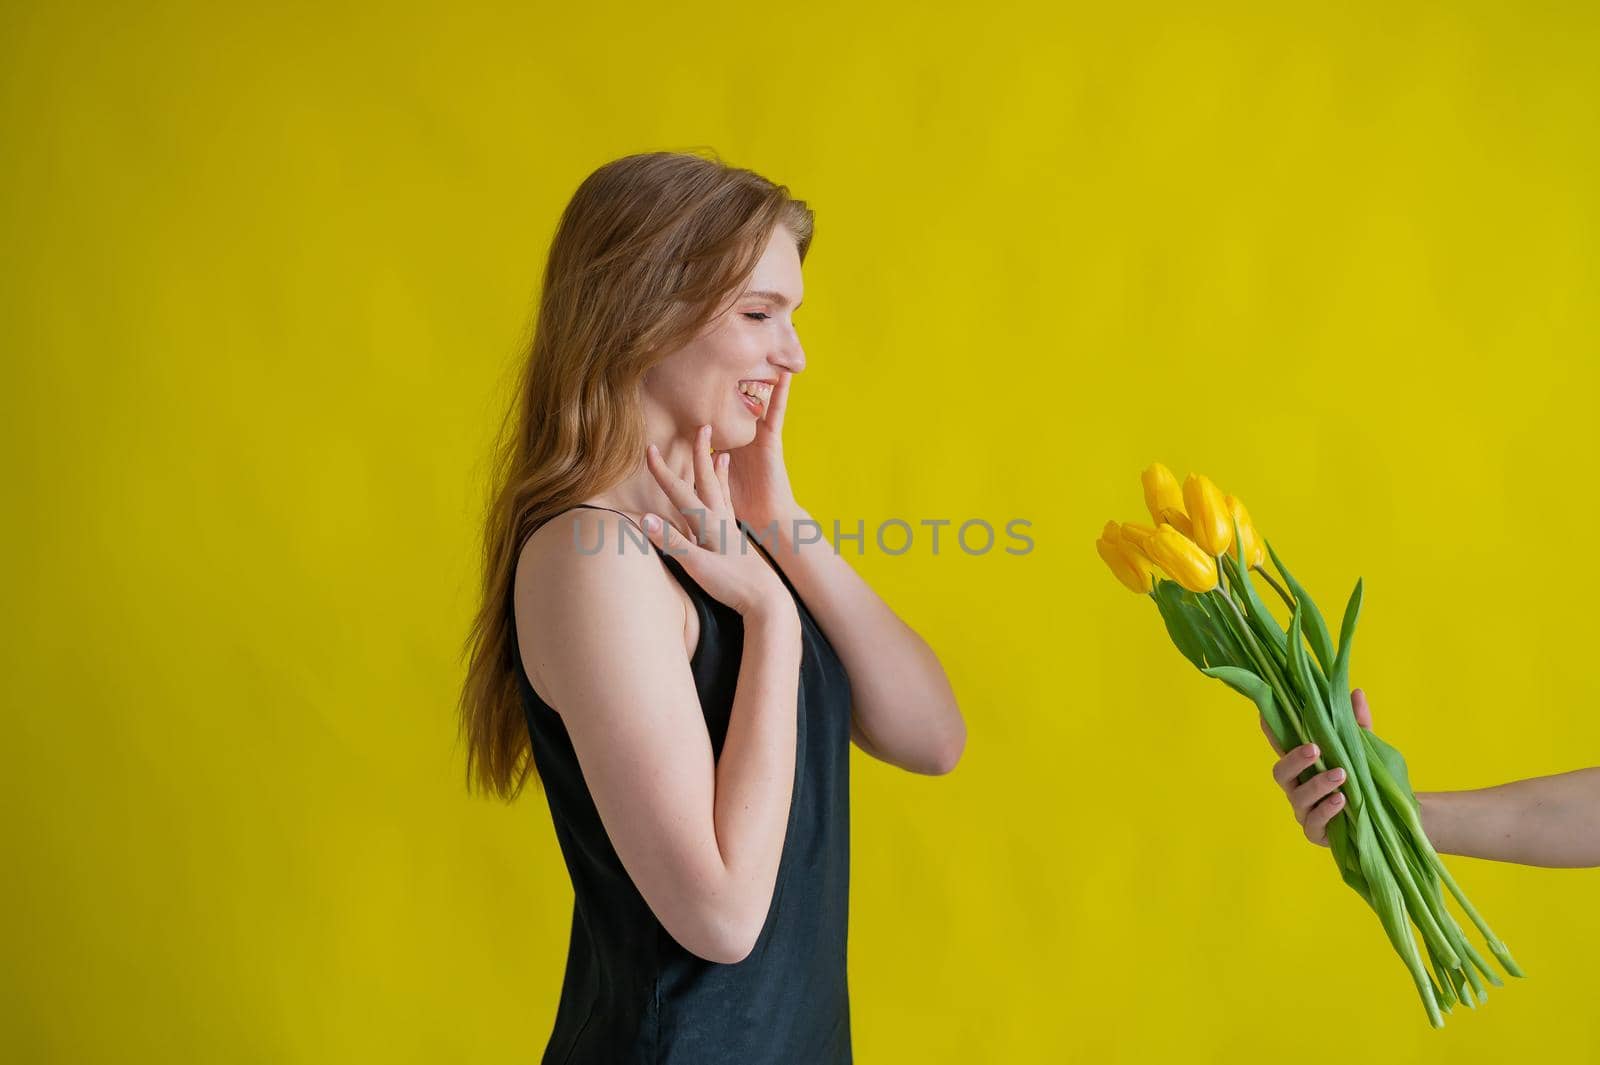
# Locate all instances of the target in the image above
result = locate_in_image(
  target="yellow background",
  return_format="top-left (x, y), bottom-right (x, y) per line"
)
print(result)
top-left (5, 1), bottom-right (1598, 1060)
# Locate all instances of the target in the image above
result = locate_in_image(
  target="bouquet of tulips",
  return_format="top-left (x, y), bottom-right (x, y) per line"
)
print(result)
top-left (1095, 463), bottom-right (1523, 1028)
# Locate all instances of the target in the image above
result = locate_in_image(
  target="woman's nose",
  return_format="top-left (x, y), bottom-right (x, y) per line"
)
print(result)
top-left (772, 334), bottom-right (805, 374)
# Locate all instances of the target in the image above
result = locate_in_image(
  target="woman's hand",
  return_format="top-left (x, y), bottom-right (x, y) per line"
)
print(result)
top-left (644, 423), bottom-right (793, 619)
top-left (725, 369), bottom-right (802, 531)
top-left (1261, 689), bottom-right (1375, 846)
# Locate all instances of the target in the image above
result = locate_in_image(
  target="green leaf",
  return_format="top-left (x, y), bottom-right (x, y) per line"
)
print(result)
top-left (1366, 746), bottom-right (1483, 982)
top-left (1152, 582), bottom-right (1209, 665)
top-left (1329, 577), bottom-right (1365, 700)
top-left (1152, 579), bottom-right (1219, 670)
top-left (1195, 592), bottom-right (1250, 669)
top-left (1266, 538), bottom-right (1336, 679)
top-left (1321, 578), bottom-right (1378, 804)
top-left (1325, 815), bottom-right (1372, 904)
top-left (1363, 728), bottom-right (1421, 820)
top-left (1350, 723), bottom-right (1462, 973)
top-left (1221, 553), bottom-right (1288, 660)
top-left (1284, 608), bottom-right (1332, 738)
top-left (1200, 664), bottom-right (1292, 752)
top-left (1324, 579), bottom-right (1373, 812)
top-left (1287, 606), bottom-right (1370, 817)
top-left (1352, 807), bottom-right (1445, 1028)
top-left (1225, 515), bottom-right (1288, 657)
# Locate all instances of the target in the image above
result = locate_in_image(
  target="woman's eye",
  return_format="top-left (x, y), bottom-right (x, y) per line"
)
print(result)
top-left (742, 312), bottom-right (771, 321)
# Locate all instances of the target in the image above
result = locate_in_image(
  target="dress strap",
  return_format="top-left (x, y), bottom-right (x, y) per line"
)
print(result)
top-left (566, 502), bottom-right (648, 536)
top-left (563, 503), bottom-right (663, 558)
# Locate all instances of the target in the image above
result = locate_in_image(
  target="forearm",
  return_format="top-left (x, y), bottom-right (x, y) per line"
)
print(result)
top-left (711, 601), bottom-right (803, 948)
top-left (1418, 767), bottom-right (1600, 868)
top-left (758, 509), bottom-right (964, 774)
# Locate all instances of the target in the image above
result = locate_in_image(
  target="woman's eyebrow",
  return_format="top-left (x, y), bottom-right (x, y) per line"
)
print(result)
top-left (742, 288), bottom-right (803, 309)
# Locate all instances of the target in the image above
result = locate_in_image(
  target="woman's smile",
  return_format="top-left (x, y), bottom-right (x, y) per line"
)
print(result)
top-left (737, 378), bottom-right (774, 416)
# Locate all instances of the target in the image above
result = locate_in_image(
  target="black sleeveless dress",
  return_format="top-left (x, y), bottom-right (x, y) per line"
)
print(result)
top-left (516, 504), bottom-right (854, 1064)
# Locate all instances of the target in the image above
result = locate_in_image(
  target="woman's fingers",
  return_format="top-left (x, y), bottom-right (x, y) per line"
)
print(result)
top-left (641, 512), bottom-right (695, 558)
top-left (1259, 714), bottom-right (1284, 757)
top-left (1352, 688), bottom-right (1374, 730)
top-left (692, 424), bottom-right (725, 514)
top-left (715, 451), bottom-right (732, 514)
top-left (1290, 766), bottom-right (1346, 825)
top-left (1268, 741), bottom-right (1351, 847)
top-left (646, 441), bottom-right (711, 542)
top-left (1272, 743), bottom-right (1321, 791)
top-left (1302, 791), bottom-right (1347, 847)
top-left (764, 370), bottom-right (791, 436)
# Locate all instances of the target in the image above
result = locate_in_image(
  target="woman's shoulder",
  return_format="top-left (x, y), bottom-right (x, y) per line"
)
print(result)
top-left (514, 507), bottom-right (692, 699)
top-left (517, 507), bottom-right (670, 613)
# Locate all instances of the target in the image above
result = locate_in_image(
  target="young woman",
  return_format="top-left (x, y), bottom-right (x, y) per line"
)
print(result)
top-left (1265, 689), bottom-right (1599, 868)
top-left (458, 151), bottom-right (966, 1064)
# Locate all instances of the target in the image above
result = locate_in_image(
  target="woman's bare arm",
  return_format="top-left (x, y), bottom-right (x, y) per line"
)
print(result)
top-left (1419, 769), bottom-right (1600, 868)
top-left (749, 509), bottom-right (965, 776)
top-left (517, 509), bottom-right (802, 963)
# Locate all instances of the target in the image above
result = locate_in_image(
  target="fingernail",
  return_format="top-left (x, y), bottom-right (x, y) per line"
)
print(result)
top-left (647, 443), bottom-right (659, 456)
top-left (642, 513), bottom-right (658, 531)
top-left (1330, 768), bottom-right (1345, 782)
top-left (1308, 744), bottom-right (1320, 759)
top-left (1329, 794), bottom-right (1344, 806)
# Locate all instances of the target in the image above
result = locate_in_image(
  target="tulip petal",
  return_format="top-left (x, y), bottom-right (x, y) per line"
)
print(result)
top-left (1146, 523), bottom-right (1218, 593)
top-left (1183, 473), bottom-right (1234, 557)
top-left (1141, 463), bottom-right (1186, 527)
top-left (1226, 494), bottom-right (1265, 569)
top-left (1097, 536), bottom-right (1153, 594)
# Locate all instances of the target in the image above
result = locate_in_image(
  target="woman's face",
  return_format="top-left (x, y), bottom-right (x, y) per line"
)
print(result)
top-left (643, 225), bottom-right (806, 450)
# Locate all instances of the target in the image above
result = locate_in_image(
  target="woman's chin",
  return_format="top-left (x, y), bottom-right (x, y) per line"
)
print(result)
top-left (716, 419), bottom-right (759, 450)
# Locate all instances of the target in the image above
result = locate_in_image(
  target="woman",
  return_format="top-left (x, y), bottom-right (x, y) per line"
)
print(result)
top-left (1265, 689), bottom-right (1599, 867)
top-left (458, 150), bottom-right (966, 1064)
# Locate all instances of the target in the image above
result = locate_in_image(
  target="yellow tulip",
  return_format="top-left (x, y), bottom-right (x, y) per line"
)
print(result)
top-left (1096, 525), bottom-right (1159, 594)
top-left (1183, 473), bottom-right (1234, 557)
top-left (1158, 507), bottom-right (1193, 538)
top-left (1143, 522), bottom-right (1219, 593)
top-left (1226, 494), bottom-right (1265, 568)
top-left (1118, 521), bottom-right (1157, 554)
top-left (1141, 463), bottom-right (1186, 526)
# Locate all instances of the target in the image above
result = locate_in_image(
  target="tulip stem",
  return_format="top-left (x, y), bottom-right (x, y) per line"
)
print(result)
top-left (1255, 565), bottom-right (1295, 612)
top-left (1206, 586), bottom-right (1308, 747)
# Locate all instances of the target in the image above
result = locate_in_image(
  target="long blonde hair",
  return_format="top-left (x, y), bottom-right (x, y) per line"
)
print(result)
top-left (459, 149), bottom-right (815, 801)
